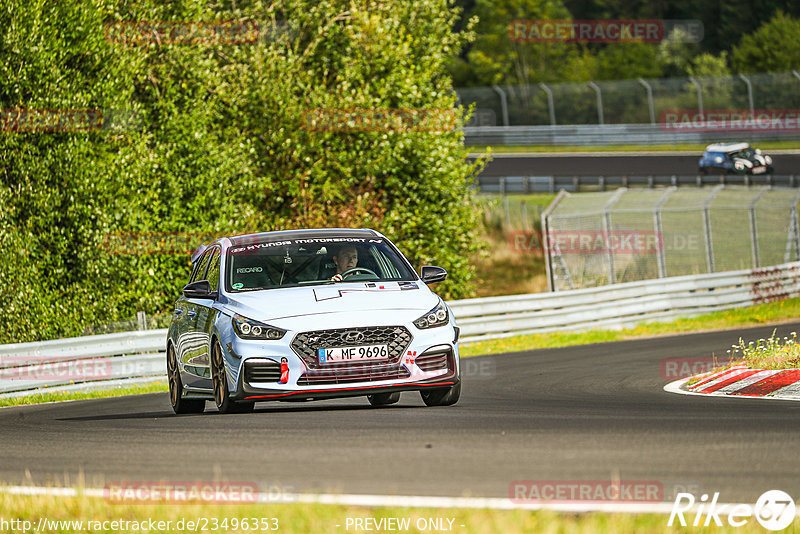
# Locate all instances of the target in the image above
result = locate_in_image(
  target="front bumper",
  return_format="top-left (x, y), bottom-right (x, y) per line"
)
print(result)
top-left (222, 322), bottom-right (460, 402)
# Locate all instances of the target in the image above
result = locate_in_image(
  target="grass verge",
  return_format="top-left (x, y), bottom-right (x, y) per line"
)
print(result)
top-left (468, 141), bottom-right (800, 154)
top-left (0, 381), bottom-right (167, 408)
top-left (0, 491), bottom-right (787, 534)
top-left (460, 296), bottom-right (800, 358)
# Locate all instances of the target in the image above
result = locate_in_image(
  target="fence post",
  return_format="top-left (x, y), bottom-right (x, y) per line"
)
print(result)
top-left (637, 78), bottom-right (656, 125)
top-left (749, 188), bottom-right (768, 268)
top-left (738, 74), bottom-right (754, 116)
top-left (504, 194), bottom-right (511, 230)
top-left (688, 76), bottom-right (704, 115)
top-left (542, 190), bottom-right (570, 292)
top-left (539, 83), bottom-right (556, 125)
top-left (588, 81), bottom-right (604, 125)
top-left (702, 185), bottom-right (724, 273)
top-left (654, 187), bottom-right (675, 278)
top-left (602, 188), bottom-right (626, 284)
top-left (491, 85), bottom-right (510, 127)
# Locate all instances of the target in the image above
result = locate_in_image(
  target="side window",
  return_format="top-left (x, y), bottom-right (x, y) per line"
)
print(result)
top-left (206, 248), bottom-right (221, 291)
top-left (193, 249), bottom-right (213, 283)
top-left (188, 258), bottom-right (203, 284)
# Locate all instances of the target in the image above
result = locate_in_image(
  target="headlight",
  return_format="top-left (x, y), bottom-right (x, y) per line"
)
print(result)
top-left (232, 314), bottom-right (286, 340)
top-left (414, 301), bottom-right (449, 329)
top-left (734, 161), bottom-right (744, 170)
top-left (765, 155), bottom-right (773, 165)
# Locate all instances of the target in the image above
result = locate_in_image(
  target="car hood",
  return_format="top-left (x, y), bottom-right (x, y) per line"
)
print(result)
top-left (220, 281), bottom-right (438, 323)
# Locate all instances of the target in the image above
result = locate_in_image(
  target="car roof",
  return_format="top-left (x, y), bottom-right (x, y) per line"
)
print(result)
top-left (705, 142), bottom-right (751, 153)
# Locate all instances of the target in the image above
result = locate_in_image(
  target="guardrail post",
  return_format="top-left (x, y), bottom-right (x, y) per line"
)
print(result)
top-left (523, 176), bottom-right (529, 194)
top-left (637, 78), bottom-right (656, 125)
top-left (573, 176), bottom-right (579, 192)
top-left (503, 194), bottom-right (511, 229)
top-left (491, 85), bottom-right (510, 127)
top-left (588, 81), bottom-right (604, 125)
top-left (539, 83), bottom-right (556, 126)
top-left (137, 311), bottom-right (147, 331)
top-left (549, 175), bottom-right (555, 194)
top-left (599, 176), bottom-right (605, 191)
top-left (792, 175), bottom-right (796, 188)
top-left (648, 175), bottom-right (654, 189)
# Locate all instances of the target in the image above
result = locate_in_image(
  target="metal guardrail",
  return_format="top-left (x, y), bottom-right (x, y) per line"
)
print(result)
top-left (449, 261), bottom-right (800, 342)
top-left (476, 174), bottom-right (800, 194)
top-left (2, 262), bottom-right (799, 395)
top-left (464, 124), bottom-right (800, 147)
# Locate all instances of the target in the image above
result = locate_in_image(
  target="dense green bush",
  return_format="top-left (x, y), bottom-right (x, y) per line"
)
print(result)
top-left (0, 0), bottom-right (485, 343)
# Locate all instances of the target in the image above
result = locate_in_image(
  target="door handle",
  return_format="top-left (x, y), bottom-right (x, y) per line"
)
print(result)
top-left (187, 310), bottom-right (197, 318)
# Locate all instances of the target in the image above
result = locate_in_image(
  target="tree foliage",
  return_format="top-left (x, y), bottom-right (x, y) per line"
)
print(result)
top-left (0, 0), bottom-right (485, 342)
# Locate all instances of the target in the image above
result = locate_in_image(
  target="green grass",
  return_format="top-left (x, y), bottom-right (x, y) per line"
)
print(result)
top-left (0, 491), bottom-right (789, 533)
top-left (469, 141), bottom-right (800, 154)
top-left (0, 381), bottom-right (167, 408)
top-left (460, 296), bottom-right (800, 358)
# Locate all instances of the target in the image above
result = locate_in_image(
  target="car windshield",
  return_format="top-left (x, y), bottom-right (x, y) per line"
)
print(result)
top-left (731, 148), bottom-right (755, 159)
top-left (226, 236), bottom-right (416, 291)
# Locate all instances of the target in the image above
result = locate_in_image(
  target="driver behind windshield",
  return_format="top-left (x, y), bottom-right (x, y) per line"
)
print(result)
top-left (330, 245), bottom-right (358, 281)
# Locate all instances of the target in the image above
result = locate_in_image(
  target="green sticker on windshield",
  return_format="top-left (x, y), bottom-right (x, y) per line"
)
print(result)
top-left (232, 283), bottom-right (243, 289)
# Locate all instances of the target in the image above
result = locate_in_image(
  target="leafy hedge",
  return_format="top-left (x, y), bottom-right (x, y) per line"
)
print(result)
top-left (0, 0), bottom-right (484, 343)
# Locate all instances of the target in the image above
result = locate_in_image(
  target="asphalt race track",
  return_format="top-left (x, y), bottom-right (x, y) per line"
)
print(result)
top-left (3, 321), bottom-right (800, 504)
top-left (477, 152), bottom-right (800, 176)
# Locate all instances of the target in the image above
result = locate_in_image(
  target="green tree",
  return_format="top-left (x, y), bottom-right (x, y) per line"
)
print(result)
top-left (731, 11), bottom-right (800, 73)
top-left (0, 0), bottom-right (485, 342)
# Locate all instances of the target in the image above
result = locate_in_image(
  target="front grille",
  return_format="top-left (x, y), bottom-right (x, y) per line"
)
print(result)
top-left (244, 359), bottom-right (281, 383)
top-left (416, 351), bottom-right (449, 372)
top-left (291, 326), bottom-right (412, 370)
top-left (297, 364), bottom-right (411, 385)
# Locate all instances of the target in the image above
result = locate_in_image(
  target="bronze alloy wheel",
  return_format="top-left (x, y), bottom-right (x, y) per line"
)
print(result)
top-left (167, 345), bottom-right (205, 414)
top-left (211, 341), bottom-right (253, 414)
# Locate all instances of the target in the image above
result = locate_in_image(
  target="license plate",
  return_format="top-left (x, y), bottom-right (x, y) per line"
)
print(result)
top-left (318, 345), bottom-right (389, 363)
top-left (752, 166), bottom-right (766, 174)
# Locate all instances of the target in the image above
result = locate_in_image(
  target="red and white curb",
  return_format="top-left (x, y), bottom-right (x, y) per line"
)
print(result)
top-left (665, 364), bottom-right (800, 401)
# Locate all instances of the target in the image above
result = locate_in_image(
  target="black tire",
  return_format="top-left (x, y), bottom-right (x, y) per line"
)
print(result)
top-left (420, 382), bottom-right (461, 407)
top-left (367, 392), bottom-right (401, 406)
top-left (211, 341), bottom-right (253, 414)
top-left (167, 344), bottom-right (205, 414)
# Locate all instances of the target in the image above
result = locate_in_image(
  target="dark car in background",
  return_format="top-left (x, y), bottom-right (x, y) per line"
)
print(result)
top-left (699, 143), bottom-right (774, 175)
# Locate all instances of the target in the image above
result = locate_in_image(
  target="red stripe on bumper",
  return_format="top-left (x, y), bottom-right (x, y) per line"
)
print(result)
top-left (695, 370), bottom-right (761, 393)
top-left (243, 381), bottom-right (456, 400)
top-left (731, 370), bottom-right (800, 396)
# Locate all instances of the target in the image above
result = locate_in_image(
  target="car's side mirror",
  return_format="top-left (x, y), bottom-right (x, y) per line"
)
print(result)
top-left (183, 280), bottom-right (217, 300)
top-left (420, 265), bottom-right (447, 284)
